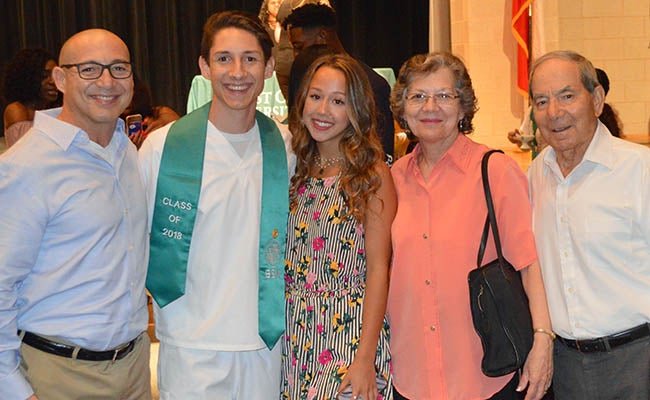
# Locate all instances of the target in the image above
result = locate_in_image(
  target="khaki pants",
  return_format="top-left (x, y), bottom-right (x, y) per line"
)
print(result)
top-left (20, 333), bottom-right (151, 400)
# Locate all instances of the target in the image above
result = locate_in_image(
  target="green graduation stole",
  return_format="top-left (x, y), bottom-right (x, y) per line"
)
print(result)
top-left (256, 114), bottom-right (289, 349)
top-left (147, 103), bottom-right (209, 308)
top-left (147, 104), bottom-right (289, 349)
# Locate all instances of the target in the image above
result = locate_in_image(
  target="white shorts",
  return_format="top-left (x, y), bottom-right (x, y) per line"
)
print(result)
top-left (157, 341), bottom-right (281, 400)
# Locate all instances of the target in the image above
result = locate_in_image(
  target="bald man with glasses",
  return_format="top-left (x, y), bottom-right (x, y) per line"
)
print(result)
top-left (0, 29), bottom-right (151, 400)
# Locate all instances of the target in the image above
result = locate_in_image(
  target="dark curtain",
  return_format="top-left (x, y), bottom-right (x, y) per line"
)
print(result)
top-left (1, 0), bottom-right (428, 119)
top-left (331, 0), bottom-right (429, 76)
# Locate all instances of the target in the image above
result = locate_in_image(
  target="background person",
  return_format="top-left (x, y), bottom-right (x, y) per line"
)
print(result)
top-left (282, 53), bottom-right (395, 400)
top-left (287, 43), bottom-right (333, 112)
top-left (258, 0), bottom-right (291, 102)
top-left (283, 3), bottom-right (395, 161)
top-left (594, 67), bottom-right (622, 137)
top-left (258, 0), bottom-right (331, 103)
top-left (2, 48), bottom-right (61, 148)
top-left (528, 50), bottom-right (650, 400)
top-left (506, 106), bottom-right (546, 156)
top-left (388, 52), bottom-right (553, 400)
top-left (0, 29), bottom-right (150, 400)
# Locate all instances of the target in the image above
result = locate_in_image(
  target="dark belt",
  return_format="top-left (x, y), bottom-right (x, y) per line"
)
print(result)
top-left (556, 323), bottom-right (650, 353)
top-left (20, 331), bottom-right (138, 361)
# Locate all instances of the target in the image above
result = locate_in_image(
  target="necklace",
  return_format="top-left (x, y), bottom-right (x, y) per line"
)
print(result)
top-left (315, 154), bottom-right (343, 174)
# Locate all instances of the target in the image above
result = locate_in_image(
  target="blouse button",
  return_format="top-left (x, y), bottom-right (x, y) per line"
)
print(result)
top-left (425, 280), bottom-right (431, 285)
top-left (430, 325), bottom-right (436, 331)
top-left (422, 233), bottom-right (428, 239)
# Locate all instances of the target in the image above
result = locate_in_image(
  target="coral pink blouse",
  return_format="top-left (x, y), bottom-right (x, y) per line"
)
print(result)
top-left (388, 134), bottom-right (537, 399)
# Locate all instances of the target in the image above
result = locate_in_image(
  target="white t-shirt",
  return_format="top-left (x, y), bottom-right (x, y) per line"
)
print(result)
top-left (139, 118), bottom-right (294, 350)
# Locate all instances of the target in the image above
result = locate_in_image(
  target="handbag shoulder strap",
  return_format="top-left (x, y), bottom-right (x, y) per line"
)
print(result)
top-left (476, 149), bottom-right (505, 267)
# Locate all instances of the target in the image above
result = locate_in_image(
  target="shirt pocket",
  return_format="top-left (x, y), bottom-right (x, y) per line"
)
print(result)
top-left (577, 203), bottom-right (635, 269)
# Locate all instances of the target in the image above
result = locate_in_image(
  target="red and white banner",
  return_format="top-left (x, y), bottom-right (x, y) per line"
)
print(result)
top-left (512, 0), bottom-right (532, 97)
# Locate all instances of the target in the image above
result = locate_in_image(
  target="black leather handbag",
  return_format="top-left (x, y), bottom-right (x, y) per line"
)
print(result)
top-left (468, 150), bottom-right (534, 377)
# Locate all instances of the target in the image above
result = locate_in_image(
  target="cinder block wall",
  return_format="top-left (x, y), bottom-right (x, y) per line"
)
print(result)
top-left (449, 0), bottom-right (650, 150)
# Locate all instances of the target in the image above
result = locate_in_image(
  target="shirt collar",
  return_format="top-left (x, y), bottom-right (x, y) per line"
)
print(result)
top-left (33, 108), bottom-right (128, 151)
top-left (407, 133), bottom-right (473, 175)
top-left (582, 121), bottom-right (615, 170)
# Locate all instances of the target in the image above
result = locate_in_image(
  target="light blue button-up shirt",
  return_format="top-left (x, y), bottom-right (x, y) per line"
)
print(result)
top-left (0, 109), bottom-right (149, 399)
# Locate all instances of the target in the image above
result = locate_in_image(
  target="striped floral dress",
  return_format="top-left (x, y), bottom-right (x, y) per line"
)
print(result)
top-left (281, 175), bottom-right (392, 400)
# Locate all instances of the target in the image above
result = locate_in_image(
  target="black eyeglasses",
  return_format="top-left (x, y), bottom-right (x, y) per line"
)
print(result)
top-left (60, 61), bottom-right (133, 80)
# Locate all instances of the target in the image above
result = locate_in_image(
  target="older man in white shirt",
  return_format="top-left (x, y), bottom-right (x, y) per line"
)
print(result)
top-left (527, 50), bottom-right (650, 400)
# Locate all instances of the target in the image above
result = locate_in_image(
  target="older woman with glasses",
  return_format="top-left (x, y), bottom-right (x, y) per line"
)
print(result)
top-left (387, 52), bottom-right (553, 400)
